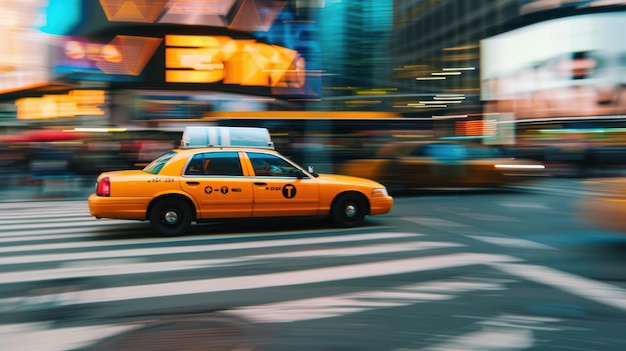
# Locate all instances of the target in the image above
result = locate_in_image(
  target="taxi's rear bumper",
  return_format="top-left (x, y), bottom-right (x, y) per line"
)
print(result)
top-left (88, 193), bottom-right (151, 220)
top-left (370, 196), bottom-right (393, 216)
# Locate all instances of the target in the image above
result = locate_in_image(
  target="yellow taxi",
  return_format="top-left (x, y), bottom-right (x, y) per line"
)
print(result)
top-left (88, 127), bottom-right (393, 236)
top-left (340, 141), bottom-right (546, 192)
top-left (577, 178), bottom-right (626, 234)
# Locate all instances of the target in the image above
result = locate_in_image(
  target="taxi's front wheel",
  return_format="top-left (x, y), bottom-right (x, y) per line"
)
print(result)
top-left (331, 193), bottom-right (367, 228)
top-left (150, 198), bottom-right (193, 237)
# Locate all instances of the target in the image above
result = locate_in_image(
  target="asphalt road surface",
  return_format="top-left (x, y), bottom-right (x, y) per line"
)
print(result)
top-left (1, 178), bottom-right (625, 350)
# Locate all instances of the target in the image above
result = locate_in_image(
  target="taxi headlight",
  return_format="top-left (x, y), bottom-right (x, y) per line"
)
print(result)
top-left (372, 187), bottom-right (388, 197)
top-left (494, 164), bottom-right (545, 169)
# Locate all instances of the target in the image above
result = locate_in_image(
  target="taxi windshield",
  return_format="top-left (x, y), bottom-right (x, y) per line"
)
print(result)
top-left (143, 151), bottom-right (176, 174)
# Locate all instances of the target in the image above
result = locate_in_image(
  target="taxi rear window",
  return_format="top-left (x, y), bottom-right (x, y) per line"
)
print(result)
top-left (143, 151), bottom-right (176, 174)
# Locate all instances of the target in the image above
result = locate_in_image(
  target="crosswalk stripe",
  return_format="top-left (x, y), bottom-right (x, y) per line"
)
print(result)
top-left (0, 277), bottom-right (510, 351)
top-left (0, 215), bottom-right (98, 225)
top-left (492, 263), bottom-right (626, 311)
top-left (0, 241), bottom-right (463, 285)
top-left (0, 228), bottom-right (135, 243)
top-left (2, 208), bottom-right (89, 215)
top-left (229, 277), bottom-right (509, 323)
top-left (0, 204), bottom-right (86, 213)
top-left (0, 232), bottom-right (420, 265)
top-left (403, 216), bottom-right (470, 228)
top-left (0, 323), bottom-right (140, 351)
top-left (2, 253), bottom-right (519, 308)
top-left (0, 201), bottom-right (85, 207)
top-left (498, 201), bottom-right (550, 209)
top-left (467, 235), bottom-right (556, 250)
top-left (1, 207), bottom-right (89, 214)
top-left (0, 219), bottom-right (128, 231)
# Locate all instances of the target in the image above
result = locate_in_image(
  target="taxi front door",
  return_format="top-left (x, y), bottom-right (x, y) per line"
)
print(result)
top-left (180, 151), bottom-right (253, 218)
top-left (251, 176), bottom-right (320, 217)
top-left (245, 152), bottom-right (320, 217)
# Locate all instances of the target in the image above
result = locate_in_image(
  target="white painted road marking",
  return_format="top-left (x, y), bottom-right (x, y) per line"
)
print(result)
top-left (3, 231), bottom-right (416, 253)
top-left (0, 323), bottom-right (140, 351)
top-left (0, 232), bottom-right (418, 265)
top-left (0, 241), bottom-right (463, 284)
top-left (0, 253), bottom-right (519, 308)
top-left (467, 235), bottom-right (556, 250)
top-left (0, 219), bottom-right (133, 231)
top-left (498, 202), bottom-right (549, 210)
top-left (459, 213), bottom-right (520, 222)
top-left (0, 231), bottom-right (129, 244)
top-left (229, 277), bottom-right (508, 323)
top-left (492, 263), bottom-right (626, 311)
top-left (411, 314), bottom-right (563, 351)
top-left (0, 214), bottom-right (95, 225)
top-left (0, 278), bottom-right (510, 351)
top-left (404, 217), bottom-right (471, 228)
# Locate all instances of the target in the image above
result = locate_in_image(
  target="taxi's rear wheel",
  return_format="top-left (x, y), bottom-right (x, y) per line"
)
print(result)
top-left (150, 198), bottom-right (193, 237)
top-left (331, 193), bottom-right (367, 228)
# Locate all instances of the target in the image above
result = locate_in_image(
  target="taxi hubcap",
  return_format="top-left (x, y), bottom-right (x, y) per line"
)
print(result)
top-left (164, 210), bottom-right (179, 224)
top-left (344, 204), bottom-right (357, 218)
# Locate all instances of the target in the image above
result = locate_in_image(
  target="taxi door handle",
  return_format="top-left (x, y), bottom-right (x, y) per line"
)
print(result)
top-left (254, 182), bottom-right (267, 186)
top-left (186, 181), bottom-right (200, 186)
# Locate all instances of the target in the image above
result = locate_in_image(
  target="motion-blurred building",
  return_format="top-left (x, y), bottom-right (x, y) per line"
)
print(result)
top-left (317, 0), bottom-right (394, 111)
top-left (2, 0), bottom-right (626, 149)
top-left (390, 0), bottom-right (626, 147)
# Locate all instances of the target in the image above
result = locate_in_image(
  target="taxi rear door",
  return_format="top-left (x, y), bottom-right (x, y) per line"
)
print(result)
top-left (243, 151), bottom-right (320, 217)
top-left (180, 151), bottom-right (253, 218)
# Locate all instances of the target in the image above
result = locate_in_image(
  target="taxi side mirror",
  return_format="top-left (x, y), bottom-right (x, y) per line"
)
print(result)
top-left (305, 166), bottom-right (319, 178)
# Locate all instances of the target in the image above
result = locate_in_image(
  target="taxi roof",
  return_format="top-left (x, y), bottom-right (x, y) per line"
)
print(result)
top-left (180, 126), bottom-right (274, 150)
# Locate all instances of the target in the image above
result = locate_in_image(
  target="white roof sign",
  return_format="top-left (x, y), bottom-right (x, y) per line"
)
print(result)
top-left (181, 126), bottom-right (274, 149)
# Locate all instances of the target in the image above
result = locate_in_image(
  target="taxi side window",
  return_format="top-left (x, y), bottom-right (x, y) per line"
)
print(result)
top-left (248, 152), bottom-right (296, 176)
top-left (184, 152), bottom-right (243, 176)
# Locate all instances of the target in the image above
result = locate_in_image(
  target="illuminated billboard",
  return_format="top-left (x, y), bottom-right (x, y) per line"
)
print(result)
top-left (54, 36), bottom-right (162, 81)
top-left (16, 90), bottom-right (105, 120)
top-left (165, 35), bottom-right (306, 92)
top-left (481, 12), bottom-right (626, 119)
top-left (0, 0), bottom-right (50, 94)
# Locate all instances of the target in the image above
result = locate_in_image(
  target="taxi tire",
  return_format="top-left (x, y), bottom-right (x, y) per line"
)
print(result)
top-left (331, 193), bottom-right (367, 228)
top-left (149, 198), bottom-right (193, 237)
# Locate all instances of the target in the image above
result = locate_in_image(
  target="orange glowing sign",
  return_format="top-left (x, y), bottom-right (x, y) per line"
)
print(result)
top-left (16, 90), bottom-right (106, 120)
top-left (455, 120), bottom-right (496, 137)
top-left (165, 35), bottom-right (305, 89)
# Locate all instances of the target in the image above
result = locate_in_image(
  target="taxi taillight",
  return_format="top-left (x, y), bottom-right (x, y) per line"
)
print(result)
top-left (96, 177), bottom-right (110, 196)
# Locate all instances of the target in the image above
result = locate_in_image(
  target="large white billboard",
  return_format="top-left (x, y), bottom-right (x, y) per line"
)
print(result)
top-left (481, 12), bottom-right (626, 119)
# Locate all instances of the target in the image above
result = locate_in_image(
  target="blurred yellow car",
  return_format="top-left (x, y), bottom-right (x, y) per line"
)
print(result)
top-left (88, 127), bottom-right (393, 236)
top-left (577, 178), bottom-right (626, 234)
top-left (339, 141), bottom-right (546, 192)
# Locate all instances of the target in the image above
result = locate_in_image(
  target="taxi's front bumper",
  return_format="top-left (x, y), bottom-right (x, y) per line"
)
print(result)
top-left (369, 195), bottom-right (393, 215)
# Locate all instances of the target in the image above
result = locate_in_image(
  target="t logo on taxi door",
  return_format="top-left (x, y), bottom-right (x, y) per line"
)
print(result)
top-left (282, 184), bottom-right (296, 199)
